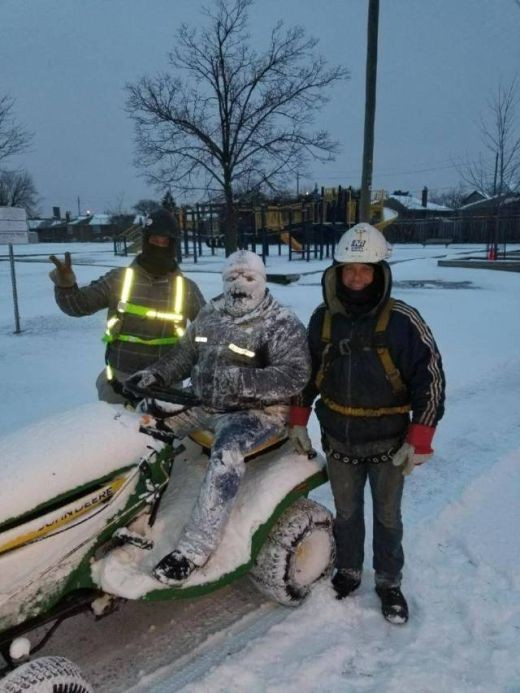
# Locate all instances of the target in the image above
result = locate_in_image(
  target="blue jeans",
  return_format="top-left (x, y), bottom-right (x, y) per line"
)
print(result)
top-left (327, 454), bottom-right (405, 587)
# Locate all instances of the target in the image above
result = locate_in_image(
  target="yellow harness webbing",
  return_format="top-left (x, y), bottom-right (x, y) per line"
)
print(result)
top-left (316, 299), bottom-right (410, 416)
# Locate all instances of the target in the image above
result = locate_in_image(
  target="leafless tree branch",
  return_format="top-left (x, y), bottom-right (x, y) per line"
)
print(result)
top-left (0, 170), bottom-right (39, 215)
top-left (126, 0), bottom-right (348, 252)
top-left (0, 95), bottom-right (32, 166)
top-left (456, 76), bottom-right (520, 195)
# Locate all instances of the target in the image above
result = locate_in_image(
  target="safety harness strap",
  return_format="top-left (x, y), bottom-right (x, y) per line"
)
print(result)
top-left (316, 299), bottom-right (410, 415)
top-left (322, 395), bottom-right (411, 417)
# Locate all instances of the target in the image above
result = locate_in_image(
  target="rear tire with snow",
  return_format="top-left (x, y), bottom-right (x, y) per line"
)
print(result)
top-left (250, 498), bottom-right (334, 607)
top-left (0, 656), bottom-right (93, 693)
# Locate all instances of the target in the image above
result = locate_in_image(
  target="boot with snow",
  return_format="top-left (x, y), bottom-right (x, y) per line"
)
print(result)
top-left (332, 569), bottom-right (361, 600)
top-left (375, 585), bottom-right (409, 624)
top-left (153, 550), bottom-right (196, 585)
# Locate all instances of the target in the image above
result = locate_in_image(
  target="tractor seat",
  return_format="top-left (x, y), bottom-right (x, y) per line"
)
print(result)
top-left (188, 429), bottom-right (288, 460)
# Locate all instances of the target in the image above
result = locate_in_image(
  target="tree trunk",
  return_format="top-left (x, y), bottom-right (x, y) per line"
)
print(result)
top-left (223, 181), bottom-right (237, 256)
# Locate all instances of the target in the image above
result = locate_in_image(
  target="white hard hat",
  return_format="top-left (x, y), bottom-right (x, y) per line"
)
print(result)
top-left (334, 223), bottom-right (392, 263)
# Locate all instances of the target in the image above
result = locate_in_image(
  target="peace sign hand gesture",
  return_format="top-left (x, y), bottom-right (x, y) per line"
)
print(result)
top-left (49, 252), bottom-right (77, 288)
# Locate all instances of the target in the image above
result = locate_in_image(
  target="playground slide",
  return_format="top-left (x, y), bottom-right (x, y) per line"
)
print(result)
top-left (280, 232), bottom-right (302, 252)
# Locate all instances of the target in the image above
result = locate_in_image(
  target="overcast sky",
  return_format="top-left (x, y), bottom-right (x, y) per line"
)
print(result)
top-left (1, 0), bottom-right (519, 217)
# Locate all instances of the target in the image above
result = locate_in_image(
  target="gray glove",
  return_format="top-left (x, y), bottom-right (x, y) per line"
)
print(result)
top-left (124, 370), bottom-right (160, 393)
top-left (49, 252), bottom-right (77, 288)
top-left (288, 425), bottom-right (313, 455)
top-left (392, 442), bottom-right (432, 476)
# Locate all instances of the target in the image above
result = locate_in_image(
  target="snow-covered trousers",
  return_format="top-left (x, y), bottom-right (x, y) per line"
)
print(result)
top-left (164, 404), bottom-right (288, 566)
top-left (327, 454), bottom-right (405, 587)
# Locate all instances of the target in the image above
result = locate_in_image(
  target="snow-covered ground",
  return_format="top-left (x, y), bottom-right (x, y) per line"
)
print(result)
top-left (1, 241), bottom-right (519, 692)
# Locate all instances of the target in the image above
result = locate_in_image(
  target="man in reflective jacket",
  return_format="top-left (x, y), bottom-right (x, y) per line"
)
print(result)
top-left (49, 208), bottom-right (205, 403)
top-left (289, 223), bottom-right (445, 624)
top-left (125, 250), bottom-right (311, 584)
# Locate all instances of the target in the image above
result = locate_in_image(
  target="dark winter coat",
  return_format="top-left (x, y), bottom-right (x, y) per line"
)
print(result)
top-left (299, 262), bottom-right (445, 457)
top-left (54, 259), bottom-right (205, 376)
top-left (149, 291), bottom-right (311, 412)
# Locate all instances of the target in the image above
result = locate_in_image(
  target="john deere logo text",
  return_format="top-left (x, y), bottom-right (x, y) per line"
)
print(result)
top-left (350, 239), bottom-right (366, 252)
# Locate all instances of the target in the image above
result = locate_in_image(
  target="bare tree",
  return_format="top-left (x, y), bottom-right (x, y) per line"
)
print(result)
top-left (429, 183), bottom-right (469, 210)
top-left (133, 198), bottom-right (162, 216)
top-left (458, 77), bottom-right (520, 195)
top-left (0, 170), bottom-right (39, 215)
top-left (0, 95), bottom-right (32, 166)
top-left (126, 0), bottom-right (348, 253)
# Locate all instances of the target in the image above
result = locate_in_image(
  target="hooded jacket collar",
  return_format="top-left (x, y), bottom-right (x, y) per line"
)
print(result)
top-left (321, 261), bottom-right (392, 318)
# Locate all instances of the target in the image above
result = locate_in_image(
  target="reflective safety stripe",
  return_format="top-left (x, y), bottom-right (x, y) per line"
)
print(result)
top-left (173, 275), bottom-right (184, 315)
top-left (322, 395), bottom-right (411, 417)
top-left (195, 336), bottom-right (208, 343)
top-left (228, 343), bottom-right (256, 358)
top-left (120, 267), bottom-right (134, 303)
top-left (104, 269), bottom-right (186, 350)
top-left (110, 334), bottom-right (179, 346)
top-left (117, 301), bottom-right (183, 322)
top-left (106, 364), bottom-right (114, 381)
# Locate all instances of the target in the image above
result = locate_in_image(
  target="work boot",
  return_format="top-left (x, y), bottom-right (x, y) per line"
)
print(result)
top-left (331, 569), bottom-right (361, 600)
top-left (375, 585), bottom-right (409, 624)
top-left (153, 550), bottom-right (196, 585)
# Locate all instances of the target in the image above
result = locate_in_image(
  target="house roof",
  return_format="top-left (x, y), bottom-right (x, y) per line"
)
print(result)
top-left (388, 194), bottom-right (452, 212)
top-left (68, 213), bottom-right (112, 226)
top-left (459, 192), bottom-right (520, 211)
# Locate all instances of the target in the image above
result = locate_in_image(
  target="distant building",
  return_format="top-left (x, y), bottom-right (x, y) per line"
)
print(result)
top-left (385, 190), bottom-right (453, 220)
top-left (32, 213), bottom-right (118, 242)
top-left (459, 190), bottom-right (489, 207)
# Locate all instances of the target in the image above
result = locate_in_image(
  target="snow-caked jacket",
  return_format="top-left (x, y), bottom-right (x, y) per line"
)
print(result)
top-left (299, 262), bottom-right (445, 456)
top-left (149, 291), bottom-right (311, 412)
top-left (54, 259), bottom-right (205, 376)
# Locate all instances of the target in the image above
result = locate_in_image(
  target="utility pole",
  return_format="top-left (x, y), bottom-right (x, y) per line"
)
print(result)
top-left (359, 0), bottom-right (380, 222)
top-left (296, 172), bottom-right (300, 197)
top-left (77, 196), bottom-right (81, 217)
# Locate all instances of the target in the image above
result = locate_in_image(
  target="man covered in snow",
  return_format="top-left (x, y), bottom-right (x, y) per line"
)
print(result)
top-left (49, 208), bottom-right (205, 403)
top-left (125, 250), bottom-right (311, 584)
top-left (289, 223), bottom-right (445, 624)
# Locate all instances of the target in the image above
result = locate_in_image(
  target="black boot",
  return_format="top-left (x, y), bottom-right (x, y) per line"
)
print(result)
top-left (332, 569), bottom-right (361, 600)
top-left (375, 585), bottom-right (409, 624)
top-left (153, 550), bottom-right (196, 585)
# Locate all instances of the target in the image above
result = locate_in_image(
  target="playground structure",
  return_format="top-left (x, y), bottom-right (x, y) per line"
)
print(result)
top-left (114, 187), bottom-right (397, 263)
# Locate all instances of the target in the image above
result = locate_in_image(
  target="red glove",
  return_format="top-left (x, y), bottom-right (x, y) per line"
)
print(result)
top-left (393, 424), bottom-right (436, 475)
top-left (289, 406), bottom-right (311, 427)
top-left (406, 423), bottom-right (435, 455)
top-left (288, 406), bottom-right (313, 455)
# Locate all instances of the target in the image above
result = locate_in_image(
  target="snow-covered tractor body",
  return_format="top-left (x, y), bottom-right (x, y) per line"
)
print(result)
top-left (0, 396), bottom-right (333, 690)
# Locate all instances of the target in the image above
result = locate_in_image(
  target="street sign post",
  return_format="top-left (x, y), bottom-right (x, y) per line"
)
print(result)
top-left (0, 206), bottom-right (30, 333)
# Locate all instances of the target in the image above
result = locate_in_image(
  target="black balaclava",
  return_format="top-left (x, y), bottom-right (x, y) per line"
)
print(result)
top-left (137, 208), bottom-right (179, 276)
top-left (336, 263), bottom-right (385, 316)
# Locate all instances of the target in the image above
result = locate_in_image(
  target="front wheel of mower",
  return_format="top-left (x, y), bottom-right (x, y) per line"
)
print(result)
top-left (249, 497), bottom-right (334, 607)
top-left (0, 655), bottom-right (93, 693)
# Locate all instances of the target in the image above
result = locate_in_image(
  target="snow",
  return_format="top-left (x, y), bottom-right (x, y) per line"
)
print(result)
top-left (0, 402), bottom-right (154, 524)
top-left (1, 241), bottom-right (520, 691)
top-left (389, 193), bottom-right (451, 211)
top-left (93, 441), bottom-right (326, 599)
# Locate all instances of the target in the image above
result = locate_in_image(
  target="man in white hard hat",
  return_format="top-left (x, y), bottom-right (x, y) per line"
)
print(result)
top-left (125, 250), bottom-right (311, 584)
top-left (289, 223), bottom-right (445, 624)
